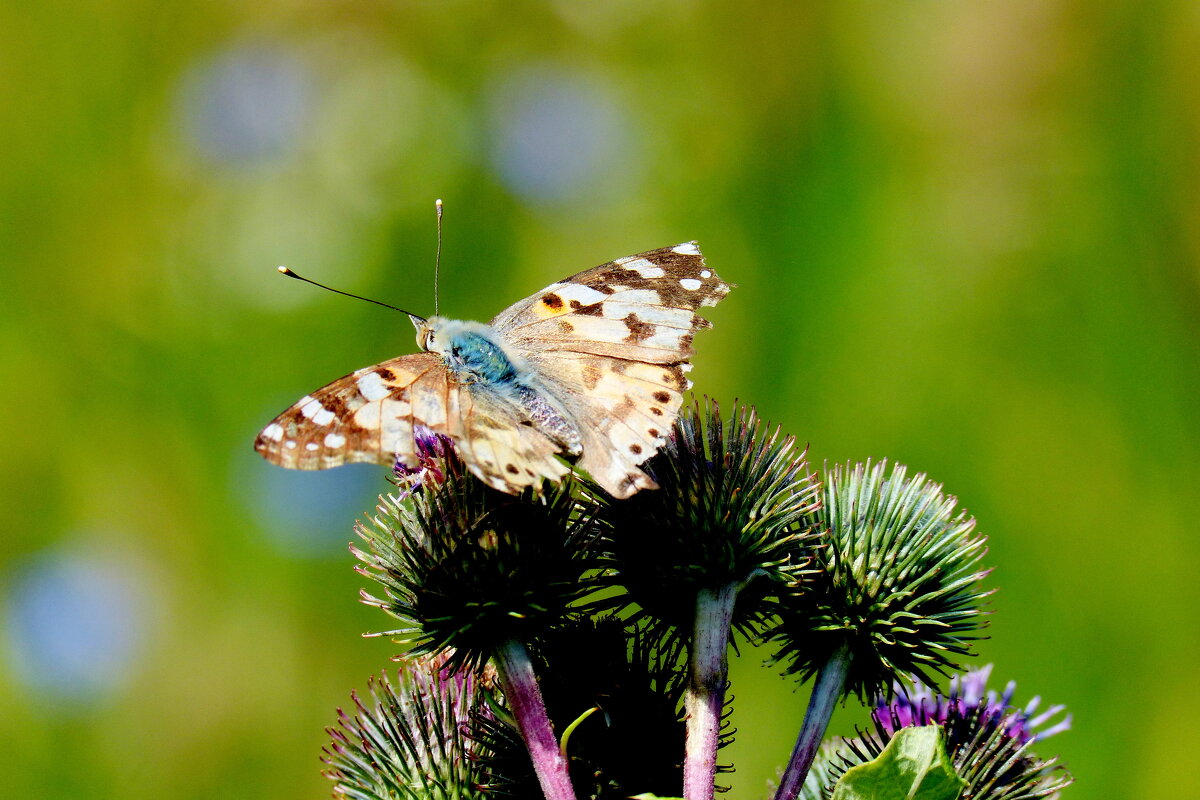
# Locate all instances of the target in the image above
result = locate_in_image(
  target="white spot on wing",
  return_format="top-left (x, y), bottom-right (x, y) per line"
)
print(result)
top-left (357, 372), bottom-right (390, 401)
top-left (312, 408), bottom-right (335, 426)
top-left (262, 423), bottom-right (284, 442)
top-left (700, 269), bottom-right (711, 278)
top-left (622, 258), bottom-right (665, 278)
top-left (410, 393), bottom-right (447, 427)
top-left (671, 242), bottom-right (700, 255)
top-left (679, 278), bottom-right (702, 291)
top-left (305, 442), bottom-right (319, 451)
top-left (324, 433), bottom-right (346, 448)
top-left (557, 283), bottom-right (608, 307)
top-left (298, 396), bottom-right (321, 418)
top-left (642, 327), bottom-right (686, 350)
top-left (355, 403), bottom-right (382, 428)
top-left (602, 300), bottom-right (691, 327)
top-left (285, 440), bottom-right (297, 449)
top-left (381, 403), bottom-right (416, 450)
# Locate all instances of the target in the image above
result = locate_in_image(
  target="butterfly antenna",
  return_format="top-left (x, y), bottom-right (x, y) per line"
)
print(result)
top-left (434, 198), bottom-right (443, 317)
top-left (276, 266), bottom-right (426, 328)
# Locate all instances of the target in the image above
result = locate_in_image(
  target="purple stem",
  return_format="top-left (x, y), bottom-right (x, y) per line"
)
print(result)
top-left (773, 641), bottom-right (853, 800)
top-left (683, 583), bottom-right (740, 800)
top-left (494, 640), bottom-right (577, 800)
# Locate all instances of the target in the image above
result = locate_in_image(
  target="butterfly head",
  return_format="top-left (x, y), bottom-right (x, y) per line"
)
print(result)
top-left (414, 315), bottom-right (444, 354)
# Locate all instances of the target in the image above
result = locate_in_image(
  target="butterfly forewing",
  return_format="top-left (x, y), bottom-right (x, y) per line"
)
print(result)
top-left (255, 353), bottom-right (450, 470)
top-left (490, 242), bottom-right (729, 363)
top-left (490, 242), bottom-right (732, 498)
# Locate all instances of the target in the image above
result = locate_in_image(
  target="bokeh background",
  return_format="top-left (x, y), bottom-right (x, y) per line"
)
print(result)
top-left (2, 2), bottom-right (1196, 798)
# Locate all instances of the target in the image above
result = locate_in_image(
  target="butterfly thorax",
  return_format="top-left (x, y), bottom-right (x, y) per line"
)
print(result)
top-left (421, 317), bottom-right (583, 457)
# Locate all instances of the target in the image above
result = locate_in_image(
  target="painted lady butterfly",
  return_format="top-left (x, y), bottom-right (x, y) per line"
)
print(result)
top-left (254, 242), bottom-right (731, 498)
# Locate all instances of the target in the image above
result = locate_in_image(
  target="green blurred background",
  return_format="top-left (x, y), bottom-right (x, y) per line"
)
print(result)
top-left (2, 1), bottom-right (1196, 798)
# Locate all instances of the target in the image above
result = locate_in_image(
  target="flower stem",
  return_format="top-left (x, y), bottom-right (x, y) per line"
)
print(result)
top-left (773, 641), bottom-right (853, 800)
top-left (493, 640), bottom-right (577, 800)
top-left (683, 583), bottom-right (740, 800)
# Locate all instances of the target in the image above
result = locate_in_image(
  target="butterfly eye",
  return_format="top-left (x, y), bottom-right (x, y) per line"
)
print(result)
top-left (416, 327), bottom-right (433, 351)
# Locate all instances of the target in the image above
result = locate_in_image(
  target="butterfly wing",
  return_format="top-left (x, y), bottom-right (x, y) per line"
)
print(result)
top-left (490, 242), bottom-right (732, 498)
top-left (255, 352), bottom-right (568, 492)
top-left (454, 381), bottom-right (572, 492)
top-left (255, 353), bottom-right (454, 470)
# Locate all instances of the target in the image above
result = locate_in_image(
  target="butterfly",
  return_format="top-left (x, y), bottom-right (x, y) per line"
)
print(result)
top-left (254, 242), bottom-right (732, 498)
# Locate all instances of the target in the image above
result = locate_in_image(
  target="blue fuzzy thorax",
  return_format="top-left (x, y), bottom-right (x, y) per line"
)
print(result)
top-left (422, 318), bottom-right (525, 388)
top-left (447, 329), bottom-right (519, 384)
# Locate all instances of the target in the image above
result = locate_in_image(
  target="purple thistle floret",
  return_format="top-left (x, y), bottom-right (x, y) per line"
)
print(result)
top-left (818, 665), bottom-right (1075, 800)
top-left (874, 665), bottom-right (1071, 744)
top-left (392, 428), bottom-right (456, 495)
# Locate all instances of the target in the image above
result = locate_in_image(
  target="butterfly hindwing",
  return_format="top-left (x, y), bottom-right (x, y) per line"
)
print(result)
top-left (453, 383), bottom-right (571, 493)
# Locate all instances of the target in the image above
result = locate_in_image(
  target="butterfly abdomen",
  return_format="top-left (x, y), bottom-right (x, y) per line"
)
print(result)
top-left (514, 385), bottom-right (583, 456)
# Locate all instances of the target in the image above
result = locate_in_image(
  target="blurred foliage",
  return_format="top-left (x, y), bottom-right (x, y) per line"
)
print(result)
top-left (1, 2), bottom-right (1196, 799)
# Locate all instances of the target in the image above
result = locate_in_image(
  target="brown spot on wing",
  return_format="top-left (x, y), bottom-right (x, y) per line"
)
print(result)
top-left (622, 313), bottom-right (655, 344)
top-left (590, 268), bottom-right (656, 291)
top-left (582, 364), bottom-right (602, 389)
top-left (542, 293), bottom-right (563, 310)
top-left (320, 394), bottom-right (349, 416)
top-left (661, 368), bottom-right (687, 390)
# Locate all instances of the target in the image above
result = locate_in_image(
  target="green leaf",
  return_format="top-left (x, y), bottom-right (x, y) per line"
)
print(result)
top-left (831, 726), bottom-right (965, 800)
top-left (630, 795), bottom-right (685, 800)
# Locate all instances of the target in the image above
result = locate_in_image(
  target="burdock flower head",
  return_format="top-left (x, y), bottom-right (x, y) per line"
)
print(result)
top-left (322, 654), bottom-right (487, 800)
top-left (593, 397), bottom-right (820, 638)
top-left (772, 459), bottom-right (993, 701)
top-left (355, 449), bottom-right (606, 800)
top-left (355, 448), bottom-right (601, 673)
top-left (833, 666), bottom-right (1073, 800)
